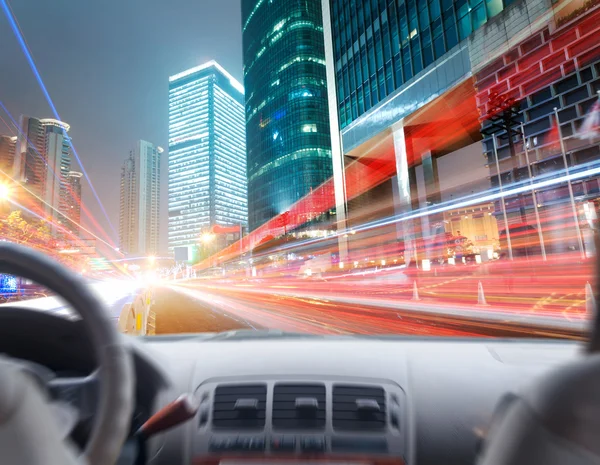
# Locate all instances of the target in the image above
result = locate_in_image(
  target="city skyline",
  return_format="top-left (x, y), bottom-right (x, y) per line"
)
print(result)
top-left (0, 0), bottom-right (599, 342)
top-left (10, 115), bottom-right (82, 238)
top-left (2, 0), bottom-right (599, 263)
top-left (0, 0), bottom-right (244, 254)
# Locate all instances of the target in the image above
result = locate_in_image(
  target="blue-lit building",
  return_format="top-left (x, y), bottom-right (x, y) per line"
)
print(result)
top-left (168, 61), bottom-right (248, 255)
top-left (242, 0), bottom-right (333, 231)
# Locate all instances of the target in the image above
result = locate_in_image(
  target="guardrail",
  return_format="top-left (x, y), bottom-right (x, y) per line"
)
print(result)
top-left (118, 286), bottom-right (156, 336)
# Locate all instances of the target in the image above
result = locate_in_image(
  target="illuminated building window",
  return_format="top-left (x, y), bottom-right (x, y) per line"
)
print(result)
top-left (330, 0), bottom-right (512, 128)
top-left (242, 0), bottom-right (333, 230)
top-left (168, 61), bottom-right (247, 252)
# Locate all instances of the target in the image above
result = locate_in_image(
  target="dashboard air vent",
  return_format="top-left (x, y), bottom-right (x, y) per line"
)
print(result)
top-left (332, 385), bottom-right (386, 431)
top-left (273, 383), bottom-right (326, 429)
top-left (212, 384), bottom-right (267, 429)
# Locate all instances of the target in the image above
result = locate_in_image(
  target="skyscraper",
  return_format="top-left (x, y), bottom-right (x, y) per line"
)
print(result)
top-left (119, 140), bottom-right (162, 256)
top-left (66, 171), bottom-right (83, 236)
top-left (242, 0), bottom-right (333, 231)
top-left (0, 135), bottom-right (16, 179)
top-left (13, 117), bottom-right (72, 235)
top-left (13, 116), bottom-right (46, 199)
top-left (0, 135), bottom-right (15, 216)
top-left (41, 119), bottom-right (71, 234)
top-left (168, 61), bottom-right (247, 254)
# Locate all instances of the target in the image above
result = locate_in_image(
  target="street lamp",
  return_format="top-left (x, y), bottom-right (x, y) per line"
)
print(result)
top-left (200, 232), bottom-right (216, 268)
top-left (201, 232), bottom-right (215, 244)
top-left (0, 183), bottom-right (11, 201)
top-left (147, 255), bottom-right (156, 268)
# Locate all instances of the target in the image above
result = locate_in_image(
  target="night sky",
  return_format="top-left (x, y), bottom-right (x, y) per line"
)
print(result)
top-left (0, 0), bottom-right (243, 254)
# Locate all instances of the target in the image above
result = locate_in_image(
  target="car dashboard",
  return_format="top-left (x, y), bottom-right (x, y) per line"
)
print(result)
top-left (136, 333), bottom-right (580, 465)
top-left (0, 309), bottom-right (582, 465)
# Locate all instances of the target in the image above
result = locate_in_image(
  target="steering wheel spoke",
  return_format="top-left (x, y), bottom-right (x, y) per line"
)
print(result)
top-left (48, 372), bottom-right (99, 422)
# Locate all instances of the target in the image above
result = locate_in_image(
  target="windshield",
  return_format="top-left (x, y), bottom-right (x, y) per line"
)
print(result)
top-left (0, 0), bottom-right (598, 340)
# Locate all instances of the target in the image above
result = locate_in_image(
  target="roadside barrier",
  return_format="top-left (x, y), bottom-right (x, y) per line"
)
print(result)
top-left (586, 282), bottom-right (596, 318)
top-left (476, 281), bottom-right (489, 306)
top-left (117, 286), bottom-right (156, 336)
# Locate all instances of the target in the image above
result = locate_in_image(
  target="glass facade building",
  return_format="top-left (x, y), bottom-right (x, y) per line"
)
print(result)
top-left (66, 171), bottom-right (82, 237)
top-left (119, 140), bottom-right (162, 256)
top-left (0, 135), bottom-right (16, 179)
top-left (168, 61), bottom-right (247, 252)
top-left (41, 119), bottom-right (72, 235)
top-left (330, 0), bottom-right (517, 129)
top-left (322, 0), bottom-right (600, 266)
top-left (242, 0), bottom-right (333, 231)
top-left (14, 116), bottom-right (46, 200)
top-left (13, 117), bottom-right (75, 236)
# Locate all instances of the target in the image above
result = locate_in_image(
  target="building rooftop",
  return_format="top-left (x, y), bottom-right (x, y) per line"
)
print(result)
top-left (168, 60), bottom-right (244, 95)
top-left (40, 118), bottom-right (70, 132)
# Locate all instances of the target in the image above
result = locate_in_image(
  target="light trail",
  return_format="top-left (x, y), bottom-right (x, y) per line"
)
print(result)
top-left (0, 168), bottom-right (122, 254)
top-left (0, 0), bottom-right (118, 240)
top-left (0, 101), bottom-right (116, 249)
top-left (164, 281), bottom-right (584, 339)
top-left (212, 159), bottom-right (600, 266)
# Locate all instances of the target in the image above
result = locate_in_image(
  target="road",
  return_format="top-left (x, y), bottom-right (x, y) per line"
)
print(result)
top-left (0, 280), bottom-right (141, 324)
top-left (234, 254), bottom-right (593, 317)
top-left (1, 262), bottom-right (589, 340)
top-left (150, 280), bottom-right (586, 340)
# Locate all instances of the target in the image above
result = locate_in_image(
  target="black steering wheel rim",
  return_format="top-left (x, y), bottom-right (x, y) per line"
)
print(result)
top-left (0, 243), bottom-right (134, 465)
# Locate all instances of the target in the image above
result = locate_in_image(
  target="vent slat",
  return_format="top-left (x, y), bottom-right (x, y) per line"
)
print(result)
top-left (212, 384), bottom-right (267, 429)
top-left (332, 385), bottom-right (386, 431)
top-left (272, 383), bottom-right (326, 429)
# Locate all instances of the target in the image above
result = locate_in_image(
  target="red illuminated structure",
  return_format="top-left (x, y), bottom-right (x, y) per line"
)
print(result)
top-left (203, 0), bottom-right (600, 271)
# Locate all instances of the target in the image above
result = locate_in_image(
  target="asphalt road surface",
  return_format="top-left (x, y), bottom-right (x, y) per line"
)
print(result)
top-left (3, 278), bottom-right (586, 341)
top-left (150, 283), bottom-right (585, 340)
top-left (151, 286), bottom-right (261, 334)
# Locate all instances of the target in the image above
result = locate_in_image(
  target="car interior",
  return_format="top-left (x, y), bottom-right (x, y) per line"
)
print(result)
top-left (1, 241), bottom-right (600, 465)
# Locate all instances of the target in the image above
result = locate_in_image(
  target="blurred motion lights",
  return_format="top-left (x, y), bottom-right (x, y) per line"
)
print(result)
top-left (0, 183), bottom-right (11, 200)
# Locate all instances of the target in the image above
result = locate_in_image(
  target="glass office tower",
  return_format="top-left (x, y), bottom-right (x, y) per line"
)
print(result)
top-left (119, 140), bottom-right (162, 256)
top-left (242, 0), bottom-right (333, 231)
top-left (330, 0), bottom-right (516, 129)
top-left (168, 61), bottom-right (247, 253)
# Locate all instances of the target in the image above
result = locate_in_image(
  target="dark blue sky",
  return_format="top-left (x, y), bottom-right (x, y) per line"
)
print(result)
top-left (0, 0), bottom-right (243, 252)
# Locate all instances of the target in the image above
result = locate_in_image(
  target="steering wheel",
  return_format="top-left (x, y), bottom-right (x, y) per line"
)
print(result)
top-left (0, 243), bottom-right (134, 465)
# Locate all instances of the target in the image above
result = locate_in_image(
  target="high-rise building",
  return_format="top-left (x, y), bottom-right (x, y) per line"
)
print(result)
top-left (0, 135), bottom-right (16, 180)
top-left (328, 0), bottom-right (519, 131)
top-left (0, 135), bottom-right (16, 216)
top-left (242, 0), bottom-right (333, 231)
top-left (119, 140), bottom-right (162, 256)
top-left (13, 117), bottom-right (72, 235)
top-left (66, 171), bottom-right (83, 236)
top-left (321, 0), bottom-right (600, 261)
top-left (120, 155), bottom-right (136, 253)
top-left (40, 119), bottom-right (71, 234)
top-left (168, 61), bottom-right (247, 254)
top-left (13, 116), bottom-right (46, 199)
